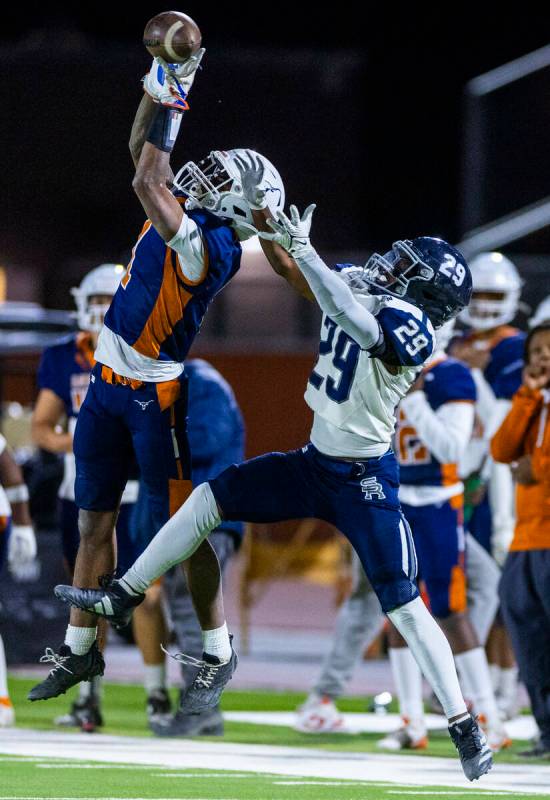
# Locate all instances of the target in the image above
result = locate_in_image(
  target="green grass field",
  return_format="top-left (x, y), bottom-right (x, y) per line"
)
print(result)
top-left (5, 676), bottom-right (541, 763)
top-left (3, 676), bottom-right (550, 800)
top-left (2, 756), bottom-right (540, 800)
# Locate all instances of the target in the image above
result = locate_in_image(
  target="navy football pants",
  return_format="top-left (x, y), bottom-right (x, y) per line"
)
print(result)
top-left (210, 444), bottom-right (419, 613)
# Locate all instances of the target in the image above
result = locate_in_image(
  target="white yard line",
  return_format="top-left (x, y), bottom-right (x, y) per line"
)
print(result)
top-left (223, 710), bottom-right (538, 739)
top-left (1, 728), bottom-right (550, 796)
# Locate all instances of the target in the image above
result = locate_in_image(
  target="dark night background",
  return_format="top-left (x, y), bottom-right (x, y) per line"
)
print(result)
top-left (2, 6), bottom-right (550, 308)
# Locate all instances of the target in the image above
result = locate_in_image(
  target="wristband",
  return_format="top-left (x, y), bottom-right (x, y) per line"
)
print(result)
top-left (146, 105), bottom-right (183, 153)
top-left (5, 484), bottom-right (29, 503)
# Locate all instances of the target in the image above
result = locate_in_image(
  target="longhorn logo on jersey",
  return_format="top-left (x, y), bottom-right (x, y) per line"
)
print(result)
top-left (360, 477), bottom-right (386, 501)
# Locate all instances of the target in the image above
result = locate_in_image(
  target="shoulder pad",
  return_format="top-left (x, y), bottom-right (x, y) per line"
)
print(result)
top-left (375, 299), bottom-right (435, 367)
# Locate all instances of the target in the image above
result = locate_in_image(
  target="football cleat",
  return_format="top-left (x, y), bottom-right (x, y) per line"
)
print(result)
top-left (449, 715), bottom-right (493, 781)
top-left (0, 697), bottom-right (15, 727)
top-left (150, 705), bottom-right (224, 737)
top-left (164, 636), bottom-right (238, 714)
top-left (294, 694), bottom-right (347, 733)
top-left (146, 688), bottom-right (172, 727)
top-left (377, 717), bottom-right (428, 751)
top-left (28, 644), bottom-right (105, 701)
top-left (54, 697), bottom-right (104, 732)
top-left (54, 578), bottom-right (144, 630)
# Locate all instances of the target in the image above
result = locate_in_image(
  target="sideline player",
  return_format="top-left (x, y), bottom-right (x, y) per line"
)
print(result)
top-left (0, 434), bottom-right (36, 725)
top-left (56, 196), bottom-right (494, 779)
top-left (29, 56), bottom-right (285, 704)
top-left (452, 252), bottom-right (525, 719)
top-left (32, 264), bottom-right (171, 730)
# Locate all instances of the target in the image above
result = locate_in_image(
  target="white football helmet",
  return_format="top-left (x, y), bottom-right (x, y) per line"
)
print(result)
top-left (172, 148), bottom-right (285, 240)
top-left (459, 252), bottom-right (522, 331)
top-left (529, 296), bottom-right (550, 328)
top-left (71, 263), bottom-right (125, 332)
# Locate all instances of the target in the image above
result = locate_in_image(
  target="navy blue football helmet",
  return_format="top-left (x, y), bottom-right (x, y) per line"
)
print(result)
top-left (362, 237), bottom-right (472, 328)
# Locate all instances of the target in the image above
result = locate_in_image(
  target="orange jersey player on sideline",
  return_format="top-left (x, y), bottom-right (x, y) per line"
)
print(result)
top-left (28, 51), bottom-right (286, 705)
top-left (491, 322), bottom-right (550, 757)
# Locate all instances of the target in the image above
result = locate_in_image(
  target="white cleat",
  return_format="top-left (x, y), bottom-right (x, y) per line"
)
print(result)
top-left (0, 698), bottom-right (15, 727)
top-left (294, 694), bottom-right (347, 733)
top-left (377, 716), bottom-right (428, 751)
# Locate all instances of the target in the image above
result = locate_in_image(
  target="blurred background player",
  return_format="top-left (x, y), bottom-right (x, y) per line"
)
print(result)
top-left (29, 55), bottom-right (284, 706)
top-left (133, 358), bottom-right (245, 737)
top-left (32, 264), bottom-right (170, 731)
top-left (492, 322), bottom-right (550, 757)
top-left (0, 433), bottom-right (36, 726)
top-left (452, 251), bottom-right (525, 720)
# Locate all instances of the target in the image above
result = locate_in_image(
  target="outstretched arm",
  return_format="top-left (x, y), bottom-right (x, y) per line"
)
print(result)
top-left (131, 54), bottom-right (204, 242)
top-left (251, 209), bottom-right (314, 301)
top-left (259, 205), bottom-right (383, 350)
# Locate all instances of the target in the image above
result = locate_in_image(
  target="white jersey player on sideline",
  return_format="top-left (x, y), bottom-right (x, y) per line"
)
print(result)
top-left (56, 158), bottom-right (493, 780)
top-left (0, 433), bottom-right (36, 726)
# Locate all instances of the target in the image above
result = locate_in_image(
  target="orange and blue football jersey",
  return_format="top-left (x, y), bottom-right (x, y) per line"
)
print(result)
top-left (37, 333), bottom-right (95, 420)
top-left (104, 207), bottom-right (241, 364)
top-left (397, 357), bottom-right (476, 487)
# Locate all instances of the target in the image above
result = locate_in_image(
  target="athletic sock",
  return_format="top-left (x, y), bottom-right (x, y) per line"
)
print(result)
top-left (122, 483), bottom-right (221, 594)
top-left (387, 597), bottom-right (467, 720)
top-left (489, 663), bottom-right (501, 694)
top-left (389, 646), bottom-right (425, 723)
top-left (0, 634), bottom-right (9, 698)
top-left (455, 647), bottom-right (501, 728)
top-left (64, 625), bottom-right (97, 656)
top-left (78, 675), bottom-right (103, 702)
top-left (202, 622), bottom-right (232, 662)
top-left (144, 663), bottom-right (167, 694)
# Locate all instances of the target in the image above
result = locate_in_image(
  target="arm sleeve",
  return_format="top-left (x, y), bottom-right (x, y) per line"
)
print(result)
top-left (294, 249), bottom-right (383, 350)
top-left (490, 386), bottom-right (543, 464)
top-left (400, 394), bottom-right (475, 464)
top-left (488, 460), bottom-right (516, 555)
top-left (0, 434), bottom-right (6, 456)
top-left (167, 213), bottom-right (208, 284)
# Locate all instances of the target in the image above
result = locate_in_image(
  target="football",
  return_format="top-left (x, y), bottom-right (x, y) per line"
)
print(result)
top-left (143, 11), bottom-right (202, 63)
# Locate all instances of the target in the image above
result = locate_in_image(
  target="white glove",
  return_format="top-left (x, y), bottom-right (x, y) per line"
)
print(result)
top-left (8, 524), bottom-right (37, 571)
top-left (233, 150), bottom-right (268, 210)
top-left (143, 50), bottom-right (205, 111)
top-left (491, 527), bottom-right (513, 568)
top-left (258, 204), bottom-right (317, 258)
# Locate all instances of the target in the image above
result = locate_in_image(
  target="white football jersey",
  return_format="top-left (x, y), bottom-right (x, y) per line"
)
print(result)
top-left (305, 296), bottom-right (435, 458)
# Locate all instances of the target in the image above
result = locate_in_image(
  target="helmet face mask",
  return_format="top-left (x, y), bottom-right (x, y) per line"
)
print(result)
top-left (459, 252), bottom-right (522, 331)
top-left (172, 149), bottom-right (285, 240)
top-left (71, 264), bottom-right (125, 333)
top-left (363, 240), bottom-right (435, 298)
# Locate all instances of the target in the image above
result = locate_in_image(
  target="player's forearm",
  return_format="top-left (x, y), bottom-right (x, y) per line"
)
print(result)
top-left (31, 422), bottom-right (72, 454)
top-left (129, 93), bottom-right (159, 168)
top-left (0, 452), bottom-right (32, 525)
top-left (293, 248), bottom-right (381, 349)
top-left (252, 210), bottom-right (313, 301)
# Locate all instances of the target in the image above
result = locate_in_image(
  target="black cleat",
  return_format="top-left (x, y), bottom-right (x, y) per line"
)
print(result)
top-left (54, 697), bottom-right (104, 731)
top-left (150, 705), bottom-right (224, 738)
top-left (54, 578), bottom-right (144, 629)
top-left (28, 644), bottom-right (105, 702)
top-left (449, 715), bottom-right (493, 781)
top-left (146, 688), bottom-right (172, 727)
top-left (164, 636), bottom-right (238, 714)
